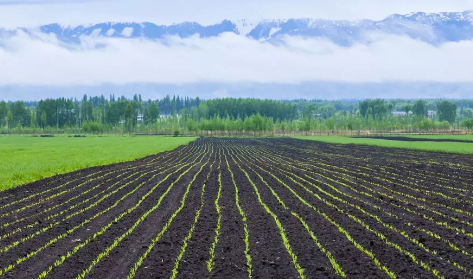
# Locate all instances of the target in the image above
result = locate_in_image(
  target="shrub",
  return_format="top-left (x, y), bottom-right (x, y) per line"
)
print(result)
top-left (83, 122), bottom-right (105, 134)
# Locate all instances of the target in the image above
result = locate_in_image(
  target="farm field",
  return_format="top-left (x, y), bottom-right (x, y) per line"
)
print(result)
top-left (294, 135), bottom-right (473, 154)
top-left (1, 138), bottom-right (473, 278)
top-left (0, 135), bottom-right (196, 191)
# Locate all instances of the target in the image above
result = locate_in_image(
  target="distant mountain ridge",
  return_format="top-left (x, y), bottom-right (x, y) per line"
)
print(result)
top-left (1, 11), bottom-right (473, 45)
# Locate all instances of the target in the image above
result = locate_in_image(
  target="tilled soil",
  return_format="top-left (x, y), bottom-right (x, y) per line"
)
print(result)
top-left (1, 138), bottom-right (473, 279)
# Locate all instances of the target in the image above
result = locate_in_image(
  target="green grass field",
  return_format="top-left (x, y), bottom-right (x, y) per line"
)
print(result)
top-left (376, 134), bottom-right (473, 141)
top-left (0, 135), bottom-right (196, 190)
top-left (293, 136), bottom-right (473, 155)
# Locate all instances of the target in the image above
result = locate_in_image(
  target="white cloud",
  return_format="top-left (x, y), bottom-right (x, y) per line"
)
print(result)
top-left (1, 31), bottom-right (473, 86)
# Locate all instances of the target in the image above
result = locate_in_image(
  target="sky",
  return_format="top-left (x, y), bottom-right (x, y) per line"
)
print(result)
top-left (0, 0), bottom-right (473, 100)
top-left (1, 0), bottom-right (473, 27)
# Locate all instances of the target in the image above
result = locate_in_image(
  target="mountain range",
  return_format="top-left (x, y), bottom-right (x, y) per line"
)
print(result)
top-left (1, 11), bottom-right (473, 45)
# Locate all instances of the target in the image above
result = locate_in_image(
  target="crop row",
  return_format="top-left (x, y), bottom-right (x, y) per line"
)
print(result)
top-left (2, 138), bottom-right (473, 278)
top-left (0, 141), bottom-right (208, 277)
top-left (227, 138), bottom-right (473, 277)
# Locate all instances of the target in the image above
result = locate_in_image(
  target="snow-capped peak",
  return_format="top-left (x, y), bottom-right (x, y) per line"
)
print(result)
top-left (234, 19), bottom-right (259, 36)
top-left (121, 27), bottom-right (133, 37)
top-left (3, 11), bottom-right (473, 46)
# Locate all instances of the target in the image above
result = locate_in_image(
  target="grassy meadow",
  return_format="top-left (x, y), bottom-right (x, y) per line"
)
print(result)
top-left (382, 134), bottom-right (473, 141)
top-left (293, 135), bottom-right (473, 154)
top-left (0, 135), bottom-right (196, 190)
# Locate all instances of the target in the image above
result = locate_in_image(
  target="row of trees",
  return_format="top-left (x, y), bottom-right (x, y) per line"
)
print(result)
top-left (1, 96), bottom-right (473, 134)
top-left (359, 99), bottom-right (459, 123)
top-left (202, 99), bottom-right (298, 120)
top-left (0, 101), bottom-right (32, 129)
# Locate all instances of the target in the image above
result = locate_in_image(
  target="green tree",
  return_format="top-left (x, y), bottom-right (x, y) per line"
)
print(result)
top-left (198, 103), bottom-right (209, 119)
top-left (180, 108), bottom-right (189, 123)
top-left (302, 104), bottom-right (316, 120)
top-left (10, 101), bottom-right (31, 127)
top-left (7, 110), bottom-right (13, 130)
top-left (186, 119), bottom-right (199, 133)
top-left (463, 119), bottom-right (473, 130)
top-left (303, 119), bottom-right (311, 133)
top-left (0, 101), bottom-right (7, 127)
top-left (41, 111), bottom-right (47, 129)
top-left (106, 101), bottom-right (127, 125)
top-left (359, 99), bottom-right (387, 120)
top-left (412, 100), bottom-right (427, 117)
top-left (404, 105), bottom-right (412, 115)
top-left (437, 100), bottom-right (457, 123)
top-left (124, 103), bottom-right (134, 132)
top-left (142, 108), bottom-right (150, 125)
top-left (148, 102), bottom-right (160, 123)
top-left (30, 111), bottom-right (36, 129)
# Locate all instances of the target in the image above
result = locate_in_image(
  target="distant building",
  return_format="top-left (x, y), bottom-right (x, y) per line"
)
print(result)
top-left (427, 110), bottom-right (436, 119)
top-left (392, 111), bottom-right (408, 117)
top-left (137, 114), bottom-right (143, 124)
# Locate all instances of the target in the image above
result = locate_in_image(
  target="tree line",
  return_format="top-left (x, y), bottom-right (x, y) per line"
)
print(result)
top-left (1, 95), bottom-right (473, 135)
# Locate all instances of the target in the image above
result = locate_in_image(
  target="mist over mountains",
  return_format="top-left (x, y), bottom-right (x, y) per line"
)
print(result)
top-left (1, 82), bottom-right (472, 102)
top-left (1, 11), bottom-right (473, 100)
top-left (1, 11), bottom-right (473, 45)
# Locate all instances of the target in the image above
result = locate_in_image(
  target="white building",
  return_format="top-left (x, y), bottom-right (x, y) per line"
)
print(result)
top-left (427, 110), bottom-right (436, 119)
top-left (392, 111), bottom-right (408, 117)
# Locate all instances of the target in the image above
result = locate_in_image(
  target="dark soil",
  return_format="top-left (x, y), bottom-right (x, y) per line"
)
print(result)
top-left (1, 138), bottom-right (473, 278)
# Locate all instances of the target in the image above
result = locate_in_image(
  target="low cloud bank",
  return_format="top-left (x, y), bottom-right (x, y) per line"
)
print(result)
top-left (1, 31), bottom-right (473, 86)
